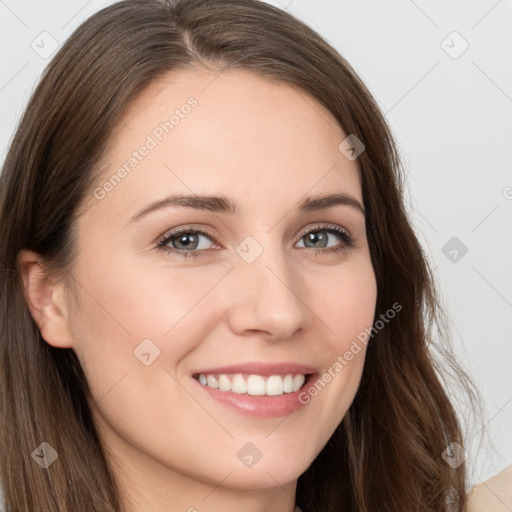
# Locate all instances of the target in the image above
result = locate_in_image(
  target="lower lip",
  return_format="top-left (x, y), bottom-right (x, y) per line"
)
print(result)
top-left (193, 374), bottom-right (319, 418)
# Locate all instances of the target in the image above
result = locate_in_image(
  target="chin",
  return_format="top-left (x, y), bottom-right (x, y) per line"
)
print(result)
top-left (227, 447), bottom-right (314, 489)
top-left (219, 463), bottom-right (309, 490)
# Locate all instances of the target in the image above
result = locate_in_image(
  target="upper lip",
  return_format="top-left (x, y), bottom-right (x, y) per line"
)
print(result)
top-left (192, 361), bottom-right (318, 377)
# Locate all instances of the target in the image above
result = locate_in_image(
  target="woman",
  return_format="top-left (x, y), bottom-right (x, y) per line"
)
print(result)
top-left (0, 0), bottom-right (483, 510)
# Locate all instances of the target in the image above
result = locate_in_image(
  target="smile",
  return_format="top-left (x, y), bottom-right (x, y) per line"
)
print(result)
top-left (194, 373), bottom-right (307, 396)
top-left (191, 362), bottom-right (319, 417)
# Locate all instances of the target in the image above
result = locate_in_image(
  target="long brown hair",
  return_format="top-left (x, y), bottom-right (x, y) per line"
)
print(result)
top-left (0, 1), bottom-right (481, 510)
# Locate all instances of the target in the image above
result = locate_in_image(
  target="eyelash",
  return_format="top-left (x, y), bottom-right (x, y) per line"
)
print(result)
top-left (156, 223), bottom-right (355, 259)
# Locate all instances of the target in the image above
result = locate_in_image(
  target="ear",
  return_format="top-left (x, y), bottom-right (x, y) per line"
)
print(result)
top-left (17, 249), bottom-right (74, 348)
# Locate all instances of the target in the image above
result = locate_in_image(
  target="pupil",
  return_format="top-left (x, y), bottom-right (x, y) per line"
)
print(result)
top-left (177, 233), bottom-right (197, 249)
top-left (307, 231), bottom-right (327, 248)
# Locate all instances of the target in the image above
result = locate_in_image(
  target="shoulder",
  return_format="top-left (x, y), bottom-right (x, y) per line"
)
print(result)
top-left (467, 464), bottom-right (512, 512)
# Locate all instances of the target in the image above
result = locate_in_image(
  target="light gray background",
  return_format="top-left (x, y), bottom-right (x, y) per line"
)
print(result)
top-left (1, 0), bottom-right (510, 487)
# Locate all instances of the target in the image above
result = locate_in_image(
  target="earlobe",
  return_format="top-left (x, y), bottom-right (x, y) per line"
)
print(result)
top-left (16, 249), bottom-right (74, 349)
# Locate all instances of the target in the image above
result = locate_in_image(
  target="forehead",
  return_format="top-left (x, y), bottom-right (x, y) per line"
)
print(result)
top-left (87, 66), bottom-right (362, 219)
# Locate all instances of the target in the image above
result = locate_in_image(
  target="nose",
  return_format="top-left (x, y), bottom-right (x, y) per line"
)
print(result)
top-left (225, 241), bottom-right (313, 341)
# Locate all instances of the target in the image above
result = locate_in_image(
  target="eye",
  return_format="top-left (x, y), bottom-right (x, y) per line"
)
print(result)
top-left (156, 223), bottom-right (355, 259)
top-left (156, 227), bottom-right (218, 259)
top-left (295, 223), bottom-right (354, 255)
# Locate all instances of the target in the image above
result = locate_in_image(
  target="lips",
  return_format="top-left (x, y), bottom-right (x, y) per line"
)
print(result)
top-left (192, 361), bottom-right (318, 377)
top-left (190, 362), bottom-right (319, 417)
top-left (192, 361), bottom-right (316, 395)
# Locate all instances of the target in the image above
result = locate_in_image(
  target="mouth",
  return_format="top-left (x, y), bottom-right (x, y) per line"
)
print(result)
top-left (192, 372), bottom-right (312, 396)
top-left (190, 362), bottom-right (319, 418)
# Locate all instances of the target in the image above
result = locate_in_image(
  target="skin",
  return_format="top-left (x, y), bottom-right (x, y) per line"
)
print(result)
top-left (19, 67), bottom-right (377, 512)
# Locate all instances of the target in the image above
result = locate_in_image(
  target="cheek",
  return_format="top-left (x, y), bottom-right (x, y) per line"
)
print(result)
top-left (95, 250), bottom-right (231, 332)
top-left (67, 248), bottom-right (231, 399)
top-left (308, 254), bottom-right (378, 351)
top-left (296, 256), bottom-right (377, 440)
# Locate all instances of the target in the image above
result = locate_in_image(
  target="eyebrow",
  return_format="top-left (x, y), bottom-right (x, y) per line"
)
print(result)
top-left (128, 191), bottom-right (365, 224)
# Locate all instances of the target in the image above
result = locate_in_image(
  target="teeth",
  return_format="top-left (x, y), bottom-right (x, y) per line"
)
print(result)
top-left (283, 374), bottom-right (293, 393)
top-left (266, 375), bottom-right (283, 396)
top-left (206, 375), bottom-right (219, 389)
top-left (293, 374), bottom-right (305, 391)
top-left (218, 374), bottom-right (231, 392)
top-left (247, 375), bottom-right (266, 395)
top-left (231, 374), bottom-right (247, 394)
top-left (196, 373), bottom-right (308, 396)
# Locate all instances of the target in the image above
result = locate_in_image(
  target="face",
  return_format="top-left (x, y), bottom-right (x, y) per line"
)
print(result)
top-left (65, 67), bottom-right (377, 500)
